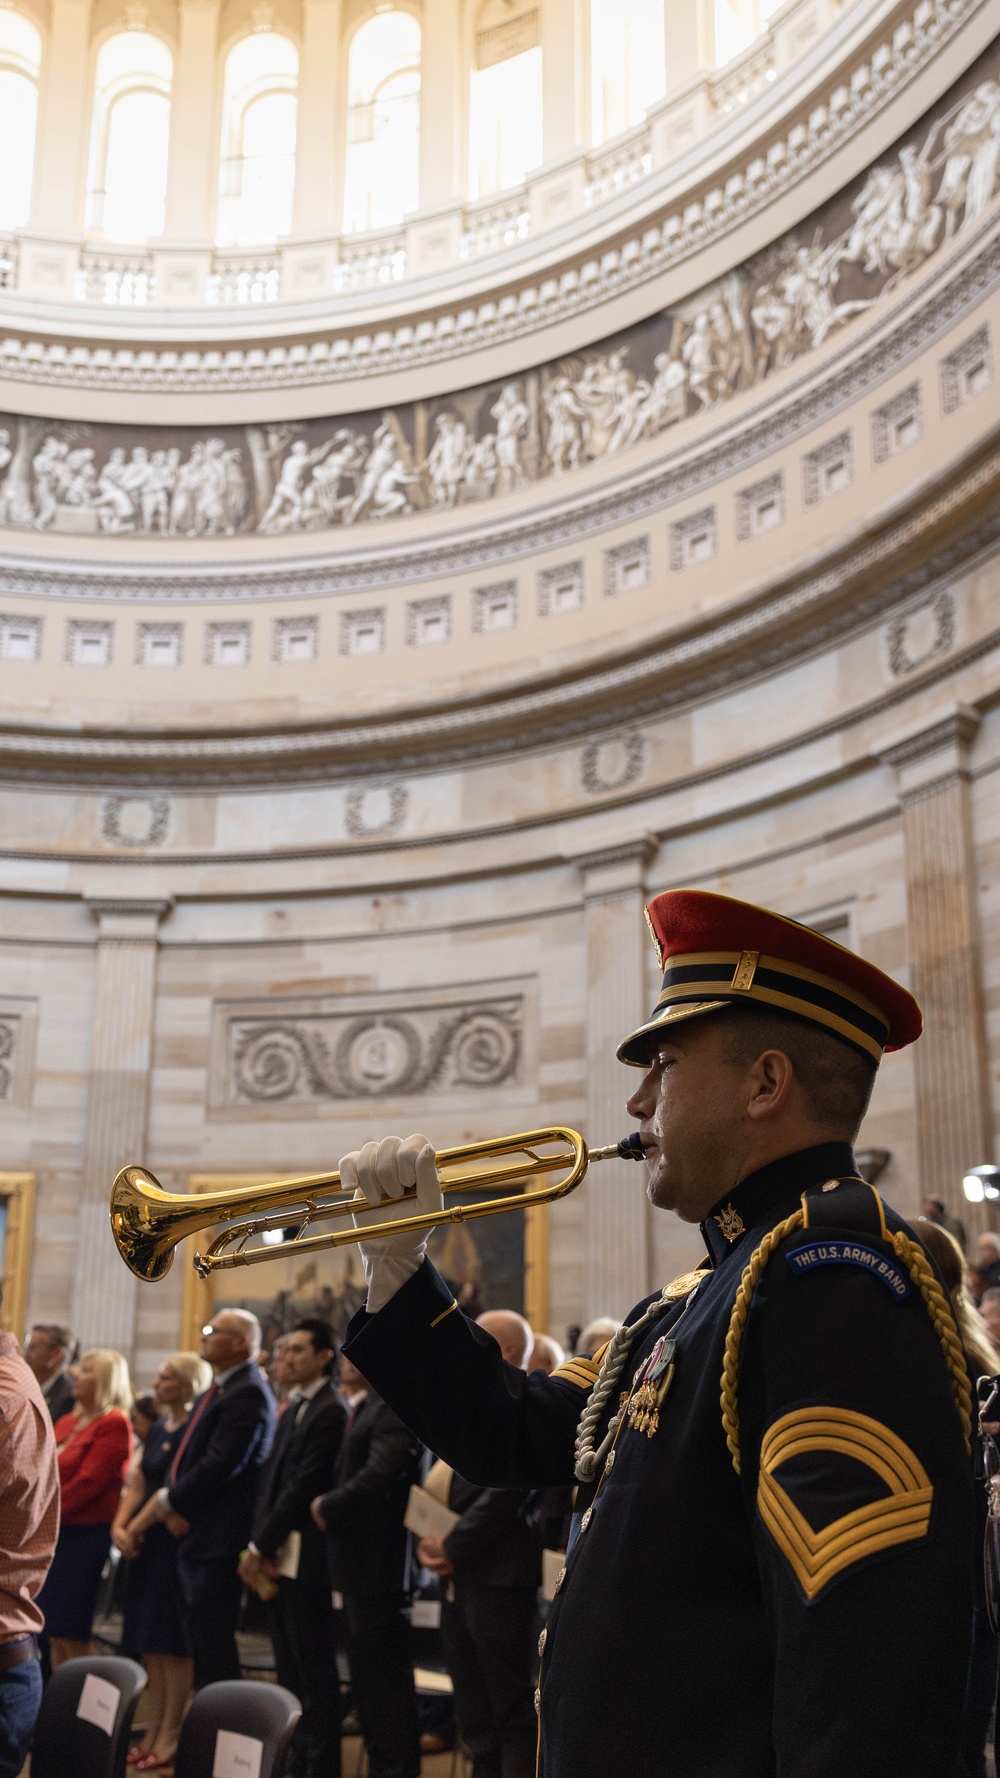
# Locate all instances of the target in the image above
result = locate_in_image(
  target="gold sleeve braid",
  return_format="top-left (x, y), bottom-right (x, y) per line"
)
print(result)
top-left (720, 1207), bottom-right (972, 1474)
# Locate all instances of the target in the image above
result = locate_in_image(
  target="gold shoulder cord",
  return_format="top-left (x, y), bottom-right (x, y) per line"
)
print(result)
top-left (719, 1191), bottom-right (972, 1473)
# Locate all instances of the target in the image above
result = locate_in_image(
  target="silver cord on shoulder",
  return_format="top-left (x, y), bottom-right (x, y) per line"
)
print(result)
top-left (573, 1288), bottom-right (672, 1483)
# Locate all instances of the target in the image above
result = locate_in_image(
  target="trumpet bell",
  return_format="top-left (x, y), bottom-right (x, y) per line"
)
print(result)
top-left (111, 1165), bottom-right (192, 1283)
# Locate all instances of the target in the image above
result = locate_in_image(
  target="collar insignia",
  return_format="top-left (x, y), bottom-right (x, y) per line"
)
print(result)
top-left (715, 1203), bottom-right (745, 1241)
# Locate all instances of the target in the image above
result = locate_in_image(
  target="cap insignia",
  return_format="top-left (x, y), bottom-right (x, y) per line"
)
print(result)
top-left (715, 1203), bottom-right (746, 1241)
top-left (644, 905), bottom-right (664, 968)
top-left (731, 950), bottom-right (759, 992)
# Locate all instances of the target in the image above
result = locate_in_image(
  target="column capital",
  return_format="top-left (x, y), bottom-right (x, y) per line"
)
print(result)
top-left (86, 898), bottom-right (173, 940)
top-left (575, 836), bottom-right (656, 900)
top-left (881, 705), bottom-right (980, 801)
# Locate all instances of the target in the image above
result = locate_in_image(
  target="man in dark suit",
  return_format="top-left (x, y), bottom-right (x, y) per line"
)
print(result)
top-left (311, 1357), bottom-right (421, 1778)
top-left (22, 1324), bottom-right (76, 1424)
top-left (129, 1307), bottom-right (276, 1688)
top-left (417, 1311), bottom-right (558, 1778)
top-left (239, 1319), bottom-right (347, 1778)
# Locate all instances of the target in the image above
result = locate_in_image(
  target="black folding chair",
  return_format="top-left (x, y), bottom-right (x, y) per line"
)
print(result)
top-left (32, 1654), bottom-right (147, 1778)
top-left (173, 1680), bottom-right (301, 1778)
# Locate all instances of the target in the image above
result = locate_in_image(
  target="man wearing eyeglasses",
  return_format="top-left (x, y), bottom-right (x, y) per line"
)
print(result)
top-left (128, 1309), bottom-right (276, 1688)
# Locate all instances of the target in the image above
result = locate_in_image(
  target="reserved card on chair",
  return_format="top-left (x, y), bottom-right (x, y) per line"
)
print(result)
top-left (213, 1729), bottom-right (264, 1778)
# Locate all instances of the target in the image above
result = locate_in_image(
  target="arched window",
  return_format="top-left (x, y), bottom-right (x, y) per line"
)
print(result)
top-left (217, 33), bottom-right (298, 246)
top-left (86, 32), bottom-right (172, 238)
top-left (0, 11), bottom-right (42, 230)
top-left (713, 0), bottom-right (775, 66)
top-left (469, 4), bottom-right (541, 199)
top-left (590, 0), bottom-right (664, 145)
top-left (343, 12), bottom-right (420, 234)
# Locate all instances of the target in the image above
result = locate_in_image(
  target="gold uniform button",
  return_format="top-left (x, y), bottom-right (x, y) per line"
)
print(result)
top-left (538, 1628), bottom-right (547, 1657)
top-left (554, 1567), bottom-right (567, 1592)
top-left (580, 1508), bottom-right (593, 1531)
top-left (605, 1450), bottom-right (616, 1472)
top-left (534, 1688), bottom-right (541, 1717)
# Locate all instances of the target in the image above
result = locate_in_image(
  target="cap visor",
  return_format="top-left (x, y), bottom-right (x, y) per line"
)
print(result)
top-left (616, 999), bottom-right (729, 1066)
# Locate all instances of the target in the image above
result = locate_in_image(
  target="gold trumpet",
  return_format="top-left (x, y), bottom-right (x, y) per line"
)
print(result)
top-left (111, 1128), bottom-right (646, 1284)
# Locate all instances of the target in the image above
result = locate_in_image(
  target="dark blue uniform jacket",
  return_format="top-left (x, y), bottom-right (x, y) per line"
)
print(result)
top-left (344, 1142), bottom-right (974, 1778)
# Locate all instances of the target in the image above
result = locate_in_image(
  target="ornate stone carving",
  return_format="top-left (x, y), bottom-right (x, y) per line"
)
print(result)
top-left (871, 383), bottom-right (922, 463)
top-left (100, 794), bottom-right (170, 848)
top-left (803, 431), bottom-right (852, 503)
top-left (0, 0), bottom-right (983, 397)
top-left (0, 42), bottom-right (997, 530)
top-left (885, 588), bottom-right (956, 676)
top-left (581, 733), bottom-right (645, 795)
top-left (1, 193), bottom-right (998, 611)
top-left (939, 324), bottom-right (992, 414)
top-left (228, 996), bottom-right (522, 1102)
top-left (344, 781), bottom-right (408, 836)
top-left (0, 1019), bottom-right (17, 1102)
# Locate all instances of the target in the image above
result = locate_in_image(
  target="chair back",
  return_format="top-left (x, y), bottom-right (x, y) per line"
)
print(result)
top-left (173, 1680), bottom-right (301, 1778)
top-left (32, 1654), bottom-right (147, 1778)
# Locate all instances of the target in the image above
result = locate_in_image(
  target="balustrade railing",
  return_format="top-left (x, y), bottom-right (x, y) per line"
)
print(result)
top-left (75, 248), bottom-right (156, 306)
top-left (207, 252), bottom-right (282, 305)
top-left (0, 0), bottom-right (916, 312)
top-left (332, 229), bottom-right (407, 291)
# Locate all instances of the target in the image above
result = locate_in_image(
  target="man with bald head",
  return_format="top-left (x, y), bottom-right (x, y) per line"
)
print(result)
top-left (476, 1311), bottom-right (532, 1370)
top-left (418, 1306), bottom-right (547, 1778)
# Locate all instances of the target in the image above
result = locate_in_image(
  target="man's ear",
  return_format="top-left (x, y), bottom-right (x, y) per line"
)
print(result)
top-left (745, 1048), bottom-right (796, 1122)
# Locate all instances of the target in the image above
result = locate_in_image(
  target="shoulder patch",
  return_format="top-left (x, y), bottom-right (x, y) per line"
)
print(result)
top-left (784, 1238), bottom-right (912, 1300)
top-left (757, 1406), bottom-right (933, 1601)
top-left (551, 1355), bottom-right (601, 1392)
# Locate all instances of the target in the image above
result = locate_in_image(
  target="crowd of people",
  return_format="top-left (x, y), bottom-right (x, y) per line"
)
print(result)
top-left (0, 1296), bottom-right (617, 1778)
top-left (3, 1189), bottom-right (1000, 1778)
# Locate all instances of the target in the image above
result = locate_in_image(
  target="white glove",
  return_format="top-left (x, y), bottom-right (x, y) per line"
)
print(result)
top-left (344, 1134), bottom-right (443, 1314)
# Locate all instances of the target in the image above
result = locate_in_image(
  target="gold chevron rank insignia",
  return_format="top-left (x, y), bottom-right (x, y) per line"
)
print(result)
top-left (757, 1406), bottom-right (933, 1601)
top-left (551, 1351), bottom-right (604, 1391)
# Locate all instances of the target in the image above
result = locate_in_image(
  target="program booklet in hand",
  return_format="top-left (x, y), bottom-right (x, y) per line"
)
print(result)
top-left (404, 1484), bottom-right (460, 1540)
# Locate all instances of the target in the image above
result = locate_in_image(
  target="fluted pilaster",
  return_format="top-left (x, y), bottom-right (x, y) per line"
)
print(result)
top-left (164, 0), bottom-right (221, 240)
top-left (293, 0), bottom-right (343, 234)
top-left (71, 900), bottom-right (170, 1360)
top-left (419, 0), bottom-right (461, 207)
top-left (30, 0), bottom-right (93, 230)
top-left (578, 840), bottom-right (655, 1320)
top-left (541, 0), bottom-right (588, 162)
top-left (885, 709), bottom-right (992, 1231)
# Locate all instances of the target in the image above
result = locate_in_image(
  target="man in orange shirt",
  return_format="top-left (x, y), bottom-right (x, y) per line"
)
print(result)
top-left (0, 1286), bottom-right (59, 1777)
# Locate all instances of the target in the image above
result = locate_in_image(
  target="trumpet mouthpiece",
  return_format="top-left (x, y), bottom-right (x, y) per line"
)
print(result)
top-left (590, 1134), bottom-right (646, 1163)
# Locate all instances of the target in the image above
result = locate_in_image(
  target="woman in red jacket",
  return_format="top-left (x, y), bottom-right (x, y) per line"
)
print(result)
top-left (37, 1347), bottom-right (133, 1666)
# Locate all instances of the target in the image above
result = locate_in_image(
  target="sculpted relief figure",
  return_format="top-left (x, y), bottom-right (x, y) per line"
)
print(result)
top-left (490, 384), bottom-right (529, 493)
top-left (426, 411), bottom-right (470, 507)
top-left (260, 436), bottom-right (343, 533)
top-left (938, 79), bottom-right (1000, 234)
top-left (543, 376), bottom-right (586, 474)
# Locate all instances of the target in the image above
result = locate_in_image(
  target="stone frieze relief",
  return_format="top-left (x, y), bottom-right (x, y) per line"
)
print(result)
top-left (226, 996), bottom-right (523, 1104)
top-left (0, 41), bottom-right (996, 546)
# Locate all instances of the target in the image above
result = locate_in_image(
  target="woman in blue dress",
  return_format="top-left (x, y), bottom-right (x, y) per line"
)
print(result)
top-left (113, 1352), bottom-right (212, 1772)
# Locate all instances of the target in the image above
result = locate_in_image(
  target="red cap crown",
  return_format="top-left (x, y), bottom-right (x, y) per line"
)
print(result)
top-left (617, 889), bottom-right (922, 1066)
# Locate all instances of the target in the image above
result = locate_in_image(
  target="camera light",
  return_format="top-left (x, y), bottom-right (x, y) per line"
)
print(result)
top-left (964, 1165), bottom-right (1000, 1203)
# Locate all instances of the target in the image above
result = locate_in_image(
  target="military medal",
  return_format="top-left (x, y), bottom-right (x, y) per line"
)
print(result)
top-left (628, 1336), bottom-right (677, 1437)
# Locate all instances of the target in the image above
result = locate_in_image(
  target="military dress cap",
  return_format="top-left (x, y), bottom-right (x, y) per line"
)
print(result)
top-left (617, 888), bottom-right (922, 1067)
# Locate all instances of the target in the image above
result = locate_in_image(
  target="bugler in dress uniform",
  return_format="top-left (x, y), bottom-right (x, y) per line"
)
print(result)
top-left (343, 890), bottom-right (974, 1777)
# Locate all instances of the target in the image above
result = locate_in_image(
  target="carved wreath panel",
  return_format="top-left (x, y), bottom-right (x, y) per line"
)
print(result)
top-left (224, 993), bottom-right (524, 1106)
